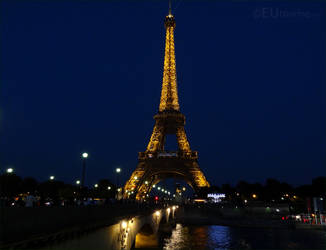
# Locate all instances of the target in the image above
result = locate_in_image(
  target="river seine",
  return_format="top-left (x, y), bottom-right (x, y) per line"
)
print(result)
top-left (37, 222), bottom-right (326, 250)
top-left (160, 224), bottom-right (326, 249)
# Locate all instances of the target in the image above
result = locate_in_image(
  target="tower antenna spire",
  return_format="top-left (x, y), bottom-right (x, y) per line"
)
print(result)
top-left (169, 0), bottom-right (172, 15)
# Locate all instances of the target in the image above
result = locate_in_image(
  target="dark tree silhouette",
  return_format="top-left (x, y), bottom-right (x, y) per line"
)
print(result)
top-left (22, 177), bottom-right (38, 193)
top-left (312, 177), bottom-right (326, 196)
top-left (0, 174), bottom-right (22, 196)
top-left (90, 179), bottom-right (116, 198)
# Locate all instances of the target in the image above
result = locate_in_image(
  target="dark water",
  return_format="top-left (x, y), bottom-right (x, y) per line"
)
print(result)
top-left (36, 223), bottom-right (326, 250)
top-left (162, 224), bottom-right (326, 250)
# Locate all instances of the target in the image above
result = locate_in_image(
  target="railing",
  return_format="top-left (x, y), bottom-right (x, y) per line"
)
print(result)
top-left (158, 152), bottom-right (177, 157)
top-left (138, 151), bottom-right (198, 160)
top-left (0, 203), bottom-right (164, 246)
top-left (294, 213), bottom-right (326, 225)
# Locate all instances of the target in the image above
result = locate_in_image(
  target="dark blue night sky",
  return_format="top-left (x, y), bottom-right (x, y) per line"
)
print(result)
top-left (1, 0), bottom-right (325, 187)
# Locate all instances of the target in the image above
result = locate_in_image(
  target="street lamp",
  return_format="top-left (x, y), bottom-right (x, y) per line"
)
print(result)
top-left (94, 184), bottom-right (98, 188)
top-left (6, 168), bottom-right (14, 174)
top-left (108, 186), bottom-right (111, 190)
top-left (76, 180), bottom-right (80, 185)
top-left (121, 220), bottom-right (127, 229)
top-left (2, 168), bottom-right (14, 207)
top-left (116, 168), bottom-right (121, 187)
top-left (81, 152), bottom-right (88, 187)
top-left (50, 176), bottom-right (55, 180)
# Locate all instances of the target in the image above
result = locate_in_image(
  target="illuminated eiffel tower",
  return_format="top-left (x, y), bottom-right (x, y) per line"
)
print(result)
top-left (124, 5), bottom-right (209, 200)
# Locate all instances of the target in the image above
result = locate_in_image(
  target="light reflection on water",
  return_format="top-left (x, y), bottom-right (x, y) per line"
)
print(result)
top-left (162, 224), bottom-right (326, 250)
top-left (163, 224), bottom-right (190, 250)
top-left (206, 225), bottom-right (232, 249)
top-left (163, 224), bottom-right (234, 250)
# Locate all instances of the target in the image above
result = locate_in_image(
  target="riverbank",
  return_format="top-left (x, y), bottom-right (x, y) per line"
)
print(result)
top-left (177, 206), bottom-right (326, 231)
top-left (177, 215), bottom-right (326, 230)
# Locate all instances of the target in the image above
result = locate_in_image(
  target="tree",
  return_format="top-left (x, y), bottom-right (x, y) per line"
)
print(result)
top-left (38, 180), bottom-right (65, 204)
top-left (0, 174), bottom-right (23, 197)
top-left (312, 177), bottom-right (326, 196)
top-left (264, 178), bottom-right (282, 200)
top-left (207, 185), bottom-right (221, 193)
top-left (58, 184), bottom-right (75, 200)
top-left (236, 180), bottom-right (251, 196)
top-left (280, 182), bottom-right (293, 194)
top-left (91, 179), bottom-right (116, 198)
top-left (295, 184), bottom-right (312, 198)
top-left (22, 177), bottom-right (38, 193)
top-left (221, 183), bottom-right (235, 200)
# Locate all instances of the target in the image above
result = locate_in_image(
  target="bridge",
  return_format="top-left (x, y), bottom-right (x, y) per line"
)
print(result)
top-left (109, 206), bottom-right (177, 249)
top-left (0, 204), bottom-right (179, 250)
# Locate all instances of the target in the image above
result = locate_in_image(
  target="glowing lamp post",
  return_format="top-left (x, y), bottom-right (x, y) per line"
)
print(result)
top-left (2, 168), bottom-right (14, 205)
top-left (49, 176), bottom-right (55, 180)
top-left (154, 210), bottom-right (161, 223)
top-left (115, 168), bottom-right (122, 200)
top-left (116, 168), bottom-right (121, 187)
top-left (6, 168), bottom-right (14, 174)
top-left (81, 152), bottom-right (88, 187)
top-left (121, 220), bottom-right (127, 229)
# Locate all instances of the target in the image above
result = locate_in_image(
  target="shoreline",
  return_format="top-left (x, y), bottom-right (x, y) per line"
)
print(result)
top-left (176, 215), bottom-right (326, 231)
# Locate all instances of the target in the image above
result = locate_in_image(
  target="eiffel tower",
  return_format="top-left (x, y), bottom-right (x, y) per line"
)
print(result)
top-left (123, 5), bottom-right (209, 200)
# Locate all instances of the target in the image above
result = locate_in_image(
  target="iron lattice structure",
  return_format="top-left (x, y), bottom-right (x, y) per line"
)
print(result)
top-left (124, 11), bottom-right (210, 200)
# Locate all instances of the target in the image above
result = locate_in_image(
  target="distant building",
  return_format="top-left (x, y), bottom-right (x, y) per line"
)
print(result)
top-left (207, 193), bottom-right (225, 203)
top-left (313, 197), bottom-right (325, 213)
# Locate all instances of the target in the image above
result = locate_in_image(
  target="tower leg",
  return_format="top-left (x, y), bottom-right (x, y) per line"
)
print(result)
top-left (176, 127), bottom-right (191, 152)
top-left (147, 125), bottom-right (165, 152)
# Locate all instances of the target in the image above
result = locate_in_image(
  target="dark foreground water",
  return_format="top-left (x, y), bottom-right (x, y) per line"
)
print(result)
top-left (37, 223), bottom-right (326, 250)
top-left (161, 224), bottom-right (326, 250)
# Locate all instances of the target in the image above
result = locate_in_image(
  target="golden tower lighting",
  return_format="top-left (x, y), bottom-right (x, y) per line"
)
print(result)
top-left (123, 5), bottom-right (209, 200)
